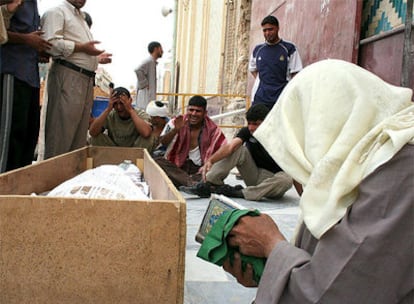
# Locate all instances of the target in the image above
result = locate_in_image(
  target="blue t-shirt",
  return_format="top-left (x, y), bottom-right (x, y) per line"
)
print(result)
top-left (252, 40), bottom-right (297, 108)
top-left (1, 0), bottom-right (40, 88)
top-left (236, 127), bottom-right (282, 173)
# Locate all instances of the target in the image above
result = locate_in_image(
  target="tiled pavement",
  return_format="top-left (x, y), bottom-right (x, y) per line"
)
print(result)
top-left (182, 174), bottom-right (300, 304)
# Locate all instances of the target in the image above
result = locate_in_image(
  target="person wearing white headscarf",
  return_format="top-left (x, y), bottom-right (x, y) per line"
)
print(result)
top-left (223, 59), bottom-right (414, 303)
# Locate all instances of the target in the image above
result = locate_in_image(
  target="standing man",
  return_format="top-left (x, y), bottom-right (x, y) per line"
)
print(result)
top-left (180, 104), bottom-right (292, 200)
top-left (40, 0), bottom-right (112, 159)
top-left (155, 95), bottom-right (227, 188)
top-left (1, 0), bottom-right (23, 30)
top-left (0, 0), bottom-right (51, 172)
top-left (134, 41), bottom-right (163, 109)
top-left (0, 0), bottom-right (23, 172)
top-left (249, 15), bottom-right (302, 109)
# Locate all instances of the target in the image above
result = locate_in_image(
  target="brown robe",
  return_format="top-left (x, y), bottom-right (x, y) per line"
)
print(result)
top-left (255, 144), bottom-right (414, 303)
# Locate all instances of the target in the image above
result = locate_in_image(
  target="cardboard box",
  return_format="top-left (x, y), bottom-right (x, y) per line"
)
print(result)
top-left (0, 146), bottom-right (186, 304)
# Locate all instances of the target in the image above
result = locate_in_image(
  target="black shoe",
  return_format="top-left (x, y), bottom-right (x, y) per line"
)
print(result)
top-left (179, 182), bottom-right (212, 198)
top-left (215, 184), bottom-right (244, 198)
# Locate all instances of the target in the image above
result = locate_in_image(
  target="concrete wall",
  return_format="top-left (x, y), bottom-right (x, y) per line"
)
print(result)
top-left (175, 0), bottom-right (226, 100)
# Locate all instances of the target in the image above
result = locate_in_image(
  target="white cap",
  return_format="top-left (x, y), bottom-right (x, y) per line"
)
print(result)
top-left (146, 100), bottom-right (169, 117)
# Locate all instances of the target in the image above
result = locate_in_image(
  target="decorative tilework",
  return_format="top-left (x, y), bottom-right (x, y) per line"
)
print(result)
top-left (361, 0), bottom-right (411, 39)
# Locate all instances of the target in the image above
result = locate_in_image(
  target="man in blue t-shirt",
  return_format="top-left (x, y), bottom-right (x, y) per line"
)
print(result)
top-left (179, 104), bottom-right (292, 201)
top-left (249, 15), bottom-right (303, 109)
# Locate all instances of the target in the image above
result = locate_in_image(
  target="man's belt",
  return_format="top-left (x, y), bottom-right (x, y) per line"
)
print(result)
top-left (53, 58), bottom-right (96, 78)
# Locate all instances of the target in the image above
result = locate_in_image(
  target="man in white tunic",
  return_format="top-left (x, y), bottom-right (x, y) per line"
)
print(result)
top-left (134, 41), bottom-right (163, 109)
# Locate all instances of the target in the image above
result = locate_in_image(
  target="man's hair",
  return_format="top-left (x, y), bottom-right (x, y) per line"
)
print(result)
top-left (261, 15), bottom-right (279, 27)
top-left (113, 87), bottom-right (131, 98)
top-left (188, 95), bottom-right (207, 109)
top-left (246, 104), bottom-right (269, 121)
top-left (148, 41), bottom-right (161, 53)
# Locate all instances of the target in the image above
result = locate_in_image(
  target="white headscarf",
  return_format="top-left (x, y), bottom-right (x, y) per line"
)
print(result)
top-left (254, 59), bottom-right (414, 239)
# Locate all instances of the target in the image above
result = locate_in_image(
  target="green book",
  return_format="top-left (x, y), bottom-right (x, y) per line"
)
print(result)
top-left (196, 194), bottom-right (245, 243)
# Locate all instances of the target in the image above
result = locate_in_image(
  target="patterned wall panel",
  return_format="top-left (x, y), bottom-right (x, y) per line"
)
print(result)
top-left (361, 0), bottom-right (411, 39)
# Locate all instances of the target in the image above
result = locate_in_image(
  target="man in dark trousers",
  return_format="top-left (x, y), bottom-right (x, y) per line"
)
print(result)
top-left (0, 0), bottom-right (51, 172)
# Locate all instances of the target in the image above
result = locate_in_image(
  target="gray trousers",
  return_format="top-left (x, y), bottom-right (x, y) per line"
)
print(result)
top-left (44, 63), bottom-right (94, 159)
top-left (206, 145), bottom-right (292, 201)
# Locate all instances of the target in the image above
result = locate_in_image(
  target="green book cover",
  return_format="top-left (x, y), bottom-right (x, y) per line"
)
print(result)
top-left (196, 194), bottom-right (245, 243)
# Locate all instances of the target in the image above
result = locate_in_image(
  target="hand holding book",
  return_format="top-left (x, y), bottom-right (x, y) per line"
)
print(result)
top-left (196, 194), bottom-right (266, 283)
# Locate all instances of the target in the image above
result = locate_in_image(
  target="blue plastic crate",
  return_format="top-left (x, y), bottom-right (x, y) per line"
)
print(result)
top-left (91, 97), bottom-right (109, 118)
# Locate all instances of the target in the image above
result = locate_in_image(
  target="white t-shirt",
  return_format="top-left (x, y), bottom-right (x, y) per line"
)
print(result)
top-left (188, 146), bottom-right (202, 166)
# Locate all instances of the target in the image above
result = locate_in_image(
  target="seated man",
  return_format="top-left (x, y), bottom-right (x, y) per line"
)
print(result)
top-left (155, 95), bottom-right (227, 187)
top-left (223, 59), bottom-right (414, 303)
top-left (180, 104), bottom-right (292, 200)
top-left (146, 100), bottom-right (169, 156)
top-left (89, 87), bottom-right (154, 151)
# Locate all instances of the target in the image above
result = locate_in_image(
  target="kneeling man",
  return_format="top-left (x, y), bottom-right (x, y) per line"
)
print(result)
top-left (89, 87), bottom-right (154, 151)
